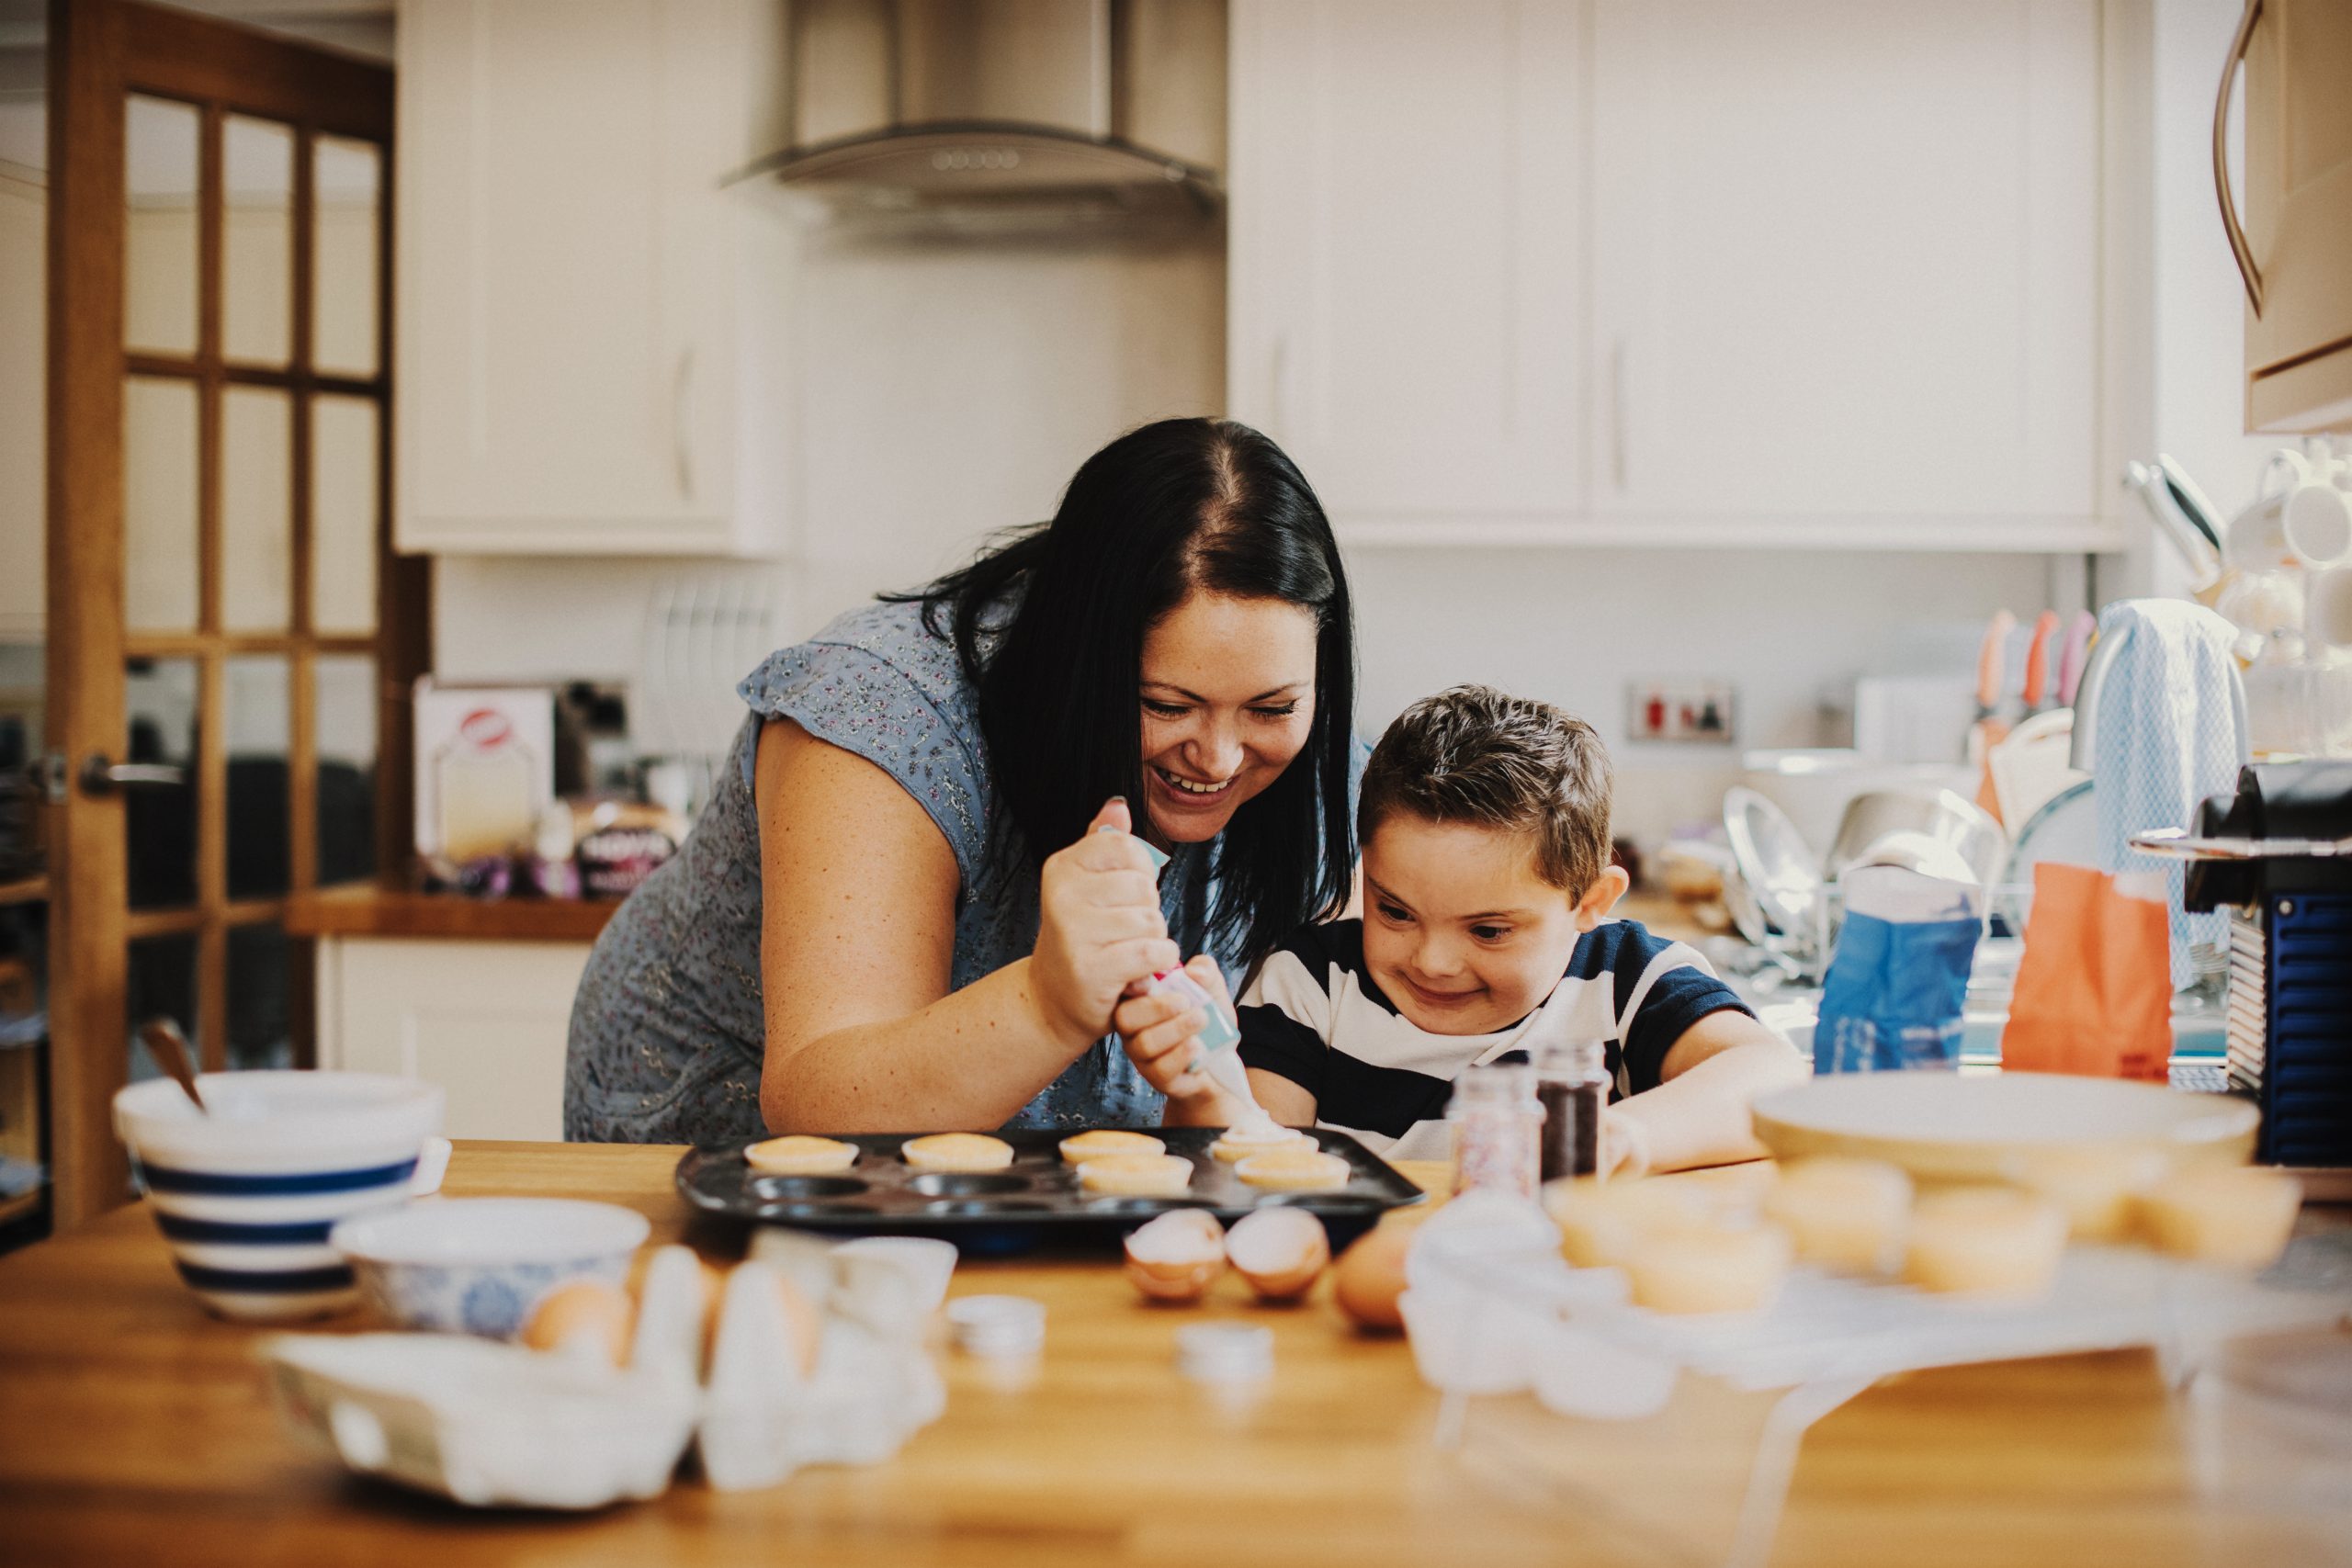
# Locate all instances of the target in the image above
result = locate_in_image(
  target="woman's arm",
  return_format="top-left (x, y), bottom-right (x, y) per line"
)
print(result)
top-left (1604, 1012), bottom-right (1808, 1176)
top-left (755, 717), bottom-right (1177, 1133)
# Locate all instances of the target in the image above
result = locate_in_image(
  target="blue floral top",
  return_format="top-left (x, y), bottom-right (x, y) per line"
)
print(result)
top-left (563, 598), bottom-right (1240, 1144)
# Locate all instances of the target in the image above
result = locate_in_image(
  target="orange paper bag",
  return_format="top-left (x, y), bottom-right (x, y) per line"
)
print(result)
top-left (2000, 862), bottom-right (2173, 1080)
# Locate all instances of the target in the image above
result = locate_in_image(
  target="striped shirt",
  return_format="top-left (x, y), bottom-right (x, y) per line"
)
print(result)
top-left (1236, 918), bottom-right (1753, 1159)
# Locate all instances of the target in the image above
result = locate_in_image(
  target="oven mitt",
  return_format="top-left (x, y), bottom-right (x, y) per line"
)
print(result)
top-left (1814, 864), bottom-right (1984, 1073)
top-left (2001, 861), bottom-right (2172, 1081)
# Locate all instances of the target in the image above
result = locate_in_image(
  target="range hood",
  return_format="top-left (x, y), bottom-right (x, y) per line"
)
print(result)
top-left (734, 0), bottom-right (1225, 240)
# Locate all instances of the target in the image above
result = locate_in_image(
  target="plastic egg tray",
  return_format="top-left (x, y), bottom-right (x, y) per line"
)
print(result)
top-left (674, 1125), bottom-right (1424, 1251)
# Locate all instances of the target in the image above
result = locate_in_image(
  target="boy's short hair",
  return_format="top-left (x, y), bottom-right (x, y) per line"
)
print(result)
top-left (1359, 684), bottom-right (1612, 896)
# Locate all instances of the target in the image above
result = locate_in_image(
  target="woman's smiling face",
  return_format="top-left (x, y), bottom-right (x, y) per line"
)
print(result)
top-left (1138, 592), bottom-right (1319, 843)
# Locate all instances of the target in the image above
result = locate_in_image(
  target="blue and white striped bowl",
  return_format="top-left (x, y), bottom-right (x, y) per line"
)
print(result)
top-left (114, 1072), bottom-right (447, 1323)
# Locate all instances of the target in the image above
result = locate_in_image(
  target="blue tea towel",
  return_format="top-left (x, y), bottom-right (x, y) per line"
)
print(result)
top-left (1815, 865), bottom-right (1983, 1073)
top-left (2085, 600), bottom-right (2248, 987)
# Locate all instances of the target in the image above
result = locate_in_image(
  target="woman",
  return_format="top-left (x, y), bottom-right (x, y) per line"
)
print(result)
top-left (564, 419), bottom-right (1358, 1142)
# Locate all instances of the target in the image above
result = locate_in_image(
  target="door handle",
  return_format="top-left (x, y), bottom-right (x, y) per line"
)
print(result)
top-left (2213, 0), bottom-right (2265, 315)
top-left (78, 755), bottom-right (187, 796)
top-left (671, 348), bottom-right (695, 502)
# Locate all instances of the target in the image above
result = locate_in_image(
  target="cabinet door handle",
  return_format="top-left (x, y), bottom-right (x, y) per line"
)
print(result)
top-left (671, 348), bottom-right (696, 501)
top-left (1269, 334), bottom-right (1291, 434)
top-left (2213, 0), bottom-right (2265, 316)
top-left (1609, 340), bottom-right (1629, 492)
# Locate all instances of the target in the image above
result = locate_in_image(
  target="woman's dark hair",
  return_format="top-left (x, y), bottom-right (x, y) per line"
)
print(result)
top-left (885, 418), bottom-right (1356, 966)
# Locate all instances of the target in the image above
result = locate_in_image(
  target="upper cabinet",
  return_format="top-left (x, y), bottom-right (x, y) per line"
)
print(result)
top-left (1227, 0), bottom-right (1585, 528)
top-left (1589, 0), bottom-right (2102, 545)
top-left (2233, 0), bottom-right (2352, 434)
top-left (396, 0), bottom-right (792, 555)
top-left (1227, 0), bottom-right (2117, 550)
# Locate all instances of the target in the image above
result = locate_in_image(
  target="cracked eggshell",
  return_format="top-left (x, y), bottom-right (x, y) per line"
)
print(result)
top-left (1226, 1207), bottom-right (1329, 1302)
top-left (1123, 1209), bottom-right (1227, 1303)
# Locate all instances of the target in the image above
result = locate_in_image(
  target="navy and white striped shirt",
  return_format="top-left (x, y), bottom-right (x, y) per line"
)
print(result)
top-left (1236, 918), bottom-right (1753, 1159)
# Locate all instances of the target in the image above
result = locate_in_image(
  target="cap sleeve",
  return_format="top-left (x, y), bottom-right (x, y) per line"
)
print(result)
top-left (737, 637), bottom-right (989, 895)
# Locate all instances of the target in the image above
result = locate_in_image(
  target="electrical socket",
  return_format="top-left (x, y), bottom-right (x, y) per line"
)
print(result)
top-left (1625, 679), bottom-right (1736, 744)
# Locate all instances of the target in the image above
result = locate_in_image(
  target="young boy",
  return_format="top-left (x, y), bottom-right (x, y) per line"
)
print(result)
top-left (1118, 684), bottom-right (1806, 1176)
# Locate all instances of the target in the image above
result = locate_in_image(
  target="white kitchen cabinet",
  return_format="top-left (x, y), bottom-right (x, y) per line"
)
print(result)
top-left (1227, 0), bottom-right (1586, 532)
top-left (316, 936), bottom-right (589, 1140)
top-left (1589, 0), bottom-right (2109, 547)
top-left (396, 0), bottom-right (793, 555)
top-left (1228, 0), bottom-right (2120, 551)
top-left (2236, 0), bottom-right (2352, 434)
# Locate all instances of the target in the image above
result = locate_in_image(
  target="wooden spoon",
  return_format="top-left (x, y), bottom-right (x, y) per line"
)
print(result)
top-left (138, 1017), bottom-right (205, 1114)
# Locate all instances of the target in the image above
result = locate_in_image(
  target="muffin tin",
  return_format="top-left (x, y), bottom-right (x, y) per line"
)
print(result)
top-left (674, 1125), bottom-right (1424, 1251)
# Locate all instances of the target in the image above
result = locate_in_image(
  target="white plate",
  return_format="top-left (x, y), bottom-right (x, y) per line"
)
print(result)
top-left (1752, 1072), bottom-right (2257, 1183)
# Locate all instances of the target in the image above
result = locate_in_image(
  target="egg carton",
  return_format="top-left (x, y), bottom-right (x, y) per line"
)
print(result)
top-left (262, 1235), bottom-right (949, 1508)
top-left (1399, 1193), bottom-right (2352, 1568)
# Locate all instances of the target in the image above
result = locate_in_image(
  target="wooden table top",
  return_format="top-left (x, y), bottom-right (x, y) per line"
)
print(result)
top-left (3, 1142), bottom-right (2347, 1568)
top-left (285, 885), bottom-right (621, 943)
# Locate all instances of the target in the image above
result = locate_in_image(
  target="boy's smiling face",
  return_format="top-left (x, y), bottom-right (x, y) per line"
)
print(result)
top-left (1360, 813), bottom-right (1629, 1036)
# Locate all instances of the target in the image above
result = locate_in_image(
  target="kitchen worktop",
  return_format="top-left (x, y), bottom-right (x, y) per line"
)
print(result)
top-left (4, 1142), bottom-right (2346, 1566)
top-left (286, 885), bottom-right (621, 943)
top-left (280, 887), bottom-right (1702, 948)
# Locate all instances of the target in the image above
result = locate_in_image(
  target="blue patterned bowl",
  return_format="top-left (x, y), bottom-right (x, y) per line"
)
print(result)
top-left (330, 1199), bottom-right (650, 1337)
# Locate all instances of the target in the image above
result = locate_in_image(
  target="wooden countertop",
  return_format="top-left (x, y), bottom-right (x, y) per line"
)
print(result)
top-left (285, 885), bottom-right (620, 943)
top-left (5, 1143), bottom-right (2347, 1565)
top-left (278, 886), bottom-right (1695, 949)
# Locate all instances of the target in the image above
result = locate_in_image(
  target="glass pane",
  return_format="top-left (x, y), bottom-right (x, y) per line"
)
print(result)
top-left (315, 654), bottom-right (377, 886)
top-left (0, 901), bottom-right (46, 1213)
top-left (225, 921), bottom-right (289, 1071)
top-left (1, 120), bottom-right (40, 663)
top-left (124, 96), bottom-right (198, 358)
top-left (221, 116), bottom-right (292, 367)
top-left (226, 655), bottom-right (289, 900)
top-left (0, 643), bottom-right (42, 882)
top-left (220, 386), bottom-right (290, 633)
top-left (311, 136), bottom-right (380, 378)
top-left (125, 931), bottom-right (198, 1084)
top-left (123, 376), bottom-right (199, 634)
top-left (124, 658), bottom-right (198, 911)
top-left (311, 396), bottom-right (378, 634)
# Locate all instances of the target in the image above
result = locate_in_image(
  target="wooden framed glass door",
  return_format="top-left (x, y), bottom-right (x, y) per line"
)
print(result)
top-left (46, 0), bottom-right (425, 1229)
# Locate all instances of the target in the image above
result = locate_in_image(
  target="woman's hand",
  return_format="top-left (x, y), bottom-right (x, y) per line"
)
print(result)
top-left (1029, 799), bottom-right (1182, 1052)
top-left (1114, 955), bottom-right (1246, 1123)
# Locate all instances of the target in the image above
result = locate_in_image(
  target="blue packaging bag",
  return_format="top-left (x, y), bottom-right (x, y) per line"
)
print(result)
top-left (1814, 864), bottom-right (1984, 1074)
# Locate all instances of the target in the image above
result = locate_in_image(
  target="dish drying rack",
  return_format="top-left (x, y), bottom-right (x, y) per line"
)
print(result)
top-left (1413, 1224), bottom-right (2351, 1568)
top-left (634, 578), bottom-right (787, 818)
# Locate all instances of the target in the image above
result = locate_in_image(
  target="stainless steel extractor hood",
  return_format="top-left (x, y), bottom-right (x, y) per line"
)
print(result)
top-left (733, 0), bottom-right (1225, 240)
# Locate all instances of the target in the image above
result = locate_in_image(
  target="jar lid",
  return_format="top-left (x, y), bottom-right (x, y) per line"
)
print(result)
top-left (946, 1293), bottom-right (1046, 1358)
top-left (1174, 1322), bottom-right (1274, 1383)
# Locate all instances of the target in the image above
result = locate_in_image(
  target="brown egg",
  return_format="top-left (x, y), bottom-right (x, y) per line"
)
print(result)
top-left (1226, 1207), bottom-right (1329, 1302)
top-left (1123, 1209), bottom-right (1227, 1303)
top-left (521, 1279), bottom-right (635, 1366)
top-left (1332, 1221), bottom-right (1415, 1332)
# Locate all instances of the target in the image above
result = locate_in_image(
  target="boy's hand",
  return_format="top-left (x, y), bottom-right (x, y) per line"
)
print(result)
top-left (1600, 1107), bottom-right (1653, 1180)
top-left (1114, 955), bottom-right (1245, 1122)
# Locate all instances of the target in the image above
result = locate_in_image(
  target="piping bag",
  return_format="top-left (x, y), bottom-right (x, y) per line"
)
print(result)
top-left (1098, 825), bottom-right (1282, 1134)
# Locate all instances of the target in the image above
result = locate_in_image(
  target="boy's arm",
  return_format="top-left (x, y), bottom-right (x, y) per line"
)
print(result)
top-left (1247, 1067), bottom-right (1316, 1126)
top-left (1607, 1011), bottom-right (1807, 1176)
